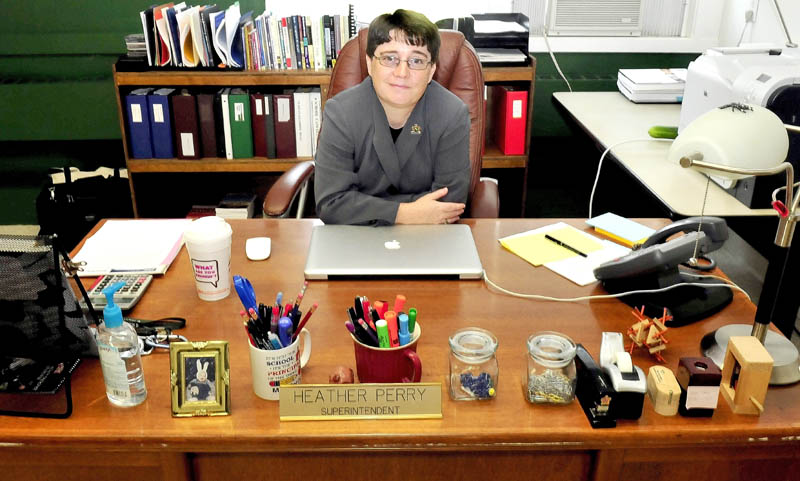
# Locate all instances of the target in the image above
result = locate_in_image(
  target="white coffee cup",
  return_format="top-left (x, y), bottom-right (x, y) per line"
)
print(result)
top-left (183, 216), bottom-right (233, 301)
top-left (248, 328), bottom-right (311, 401)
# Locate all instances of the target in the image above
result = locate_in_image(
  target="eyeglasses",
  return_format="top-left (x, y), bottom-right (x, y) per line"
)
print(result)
top-left (375, 54), bottom-right (432, 70)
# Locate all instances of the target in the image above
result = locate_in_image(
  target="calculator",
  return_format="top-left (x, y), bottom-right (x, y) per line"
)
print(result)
top-left (80, 274), bottom-right (153, 311)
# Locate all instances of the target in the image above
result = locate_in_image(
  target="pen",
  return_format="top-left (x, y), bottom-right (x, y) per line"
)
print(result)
top-left (293, 302), bottom-right (318, 341)
top-left (270, 306), bottom-right (280, 333)
top-left (358, 318), bottom-right (380, 345)
top-left (545, 234), bottom-right (588, 258)
top-left (267, 331), bottom-right (284, 349)
top-left (354, 296), bottom-right (365, 321)
top-left (276, 291), bottom-right (283, 309)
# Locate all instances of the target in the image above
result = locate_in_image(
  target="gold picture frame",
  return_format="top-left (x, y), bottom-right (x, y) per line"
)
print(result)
top-left (169, 341), bottom-right (230, 417)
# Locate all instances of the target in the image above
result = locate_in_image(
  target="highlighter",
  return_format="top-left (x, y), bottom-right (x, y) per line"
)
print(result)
top-left (393, 294), bottom-right (406, 315)
top-left (373, 301), bottom-right (385, 319)
top-left (384, 311), bottom-right (400, 347)
top-left (375, 319), bottom-right (390, 348)
top-left (408, 308), bottom-right (417, 334)
top-left (398, 313), bottom-right (411, 346)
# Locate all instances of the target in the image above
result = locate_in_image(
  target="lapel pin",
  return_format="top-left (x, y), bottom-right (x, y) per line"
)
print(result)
top-left (410, 124), bottom-right (422, 135)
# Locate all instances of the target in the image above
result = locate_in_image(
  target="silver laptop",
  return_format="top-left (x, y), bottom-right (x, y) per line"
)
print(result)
top-left (304, 224), bottom-right (484, 280)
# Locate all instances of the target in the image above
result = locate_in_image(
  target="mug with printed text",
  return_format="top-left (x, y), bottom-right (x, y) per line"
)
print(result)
top-left (248, 328), bottom-right (311, 400)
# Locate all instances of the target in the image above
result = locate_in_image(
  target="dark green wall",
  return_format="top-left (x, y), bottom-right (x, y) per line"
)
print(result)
top-left (0, 1), bottom-right (699, 223)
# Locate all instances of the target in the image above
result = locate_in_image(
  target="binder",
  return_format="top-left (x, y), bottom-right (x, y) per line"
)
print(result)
top-left (148, 88), bottom-right (175, 158)
top-left (492, 86), bottom-right (527, 155)
top-left (125, 88), bottom-right (153, 159)
top-left (293, 88), bottom-right (313, 157)
top-left (196, 93), bottom-right (218, 158)
top-left (264, 93), bottom-right (277, 158)
top-left (250, 93), bottom-right (268, 157)
top-left (228, 88), bottom-right (254, 159)
top-left (219, 88), bottom-right (233, 159)
top-left (171, 90), bottom-right (200, 159)
top-left (273, 93), bottom-right (296, 158)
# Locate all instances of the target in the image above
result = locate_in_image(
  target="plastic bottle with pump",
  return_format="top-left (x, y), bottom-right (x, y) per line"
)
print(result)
top-left (96, 281), bottom-right (147, 407)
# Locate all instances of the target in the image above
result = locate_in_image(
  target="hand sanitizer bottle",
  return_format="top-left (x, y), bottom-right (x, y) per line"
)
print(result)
top-left (96, 281), bottom-right (147, 407)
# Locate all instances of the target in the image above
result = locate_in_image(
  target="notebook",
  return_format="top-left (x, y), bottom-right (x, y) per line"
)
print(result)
top-left (304, 224), bottom-right (484, 280)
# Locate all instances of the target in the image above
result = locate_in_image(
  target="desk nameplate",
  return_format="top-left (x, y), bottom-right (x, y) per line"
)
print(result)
top-left (279, 383), bottom-right (442, 421)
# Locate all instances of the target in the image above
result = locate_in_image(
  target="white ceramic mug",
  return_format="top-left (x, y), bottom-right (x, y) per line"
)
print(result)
top-left (248, 328), bottom-right (311, 400)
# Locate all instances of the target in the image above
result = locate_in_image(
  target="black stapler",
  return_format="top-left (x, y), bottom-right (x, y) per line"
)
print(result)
top-left (575, 344), bottom-right (617, 429)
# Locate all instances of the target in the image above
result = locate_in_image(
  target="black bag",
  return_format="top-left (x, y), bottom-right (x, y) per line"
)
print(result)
top-left (36, 167), bottom-right (134, 251)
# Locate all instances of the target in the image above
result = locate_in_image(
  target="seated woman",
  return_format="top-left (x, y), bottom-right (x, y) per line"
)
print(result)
top-left (314, 9), bottom-right (470, 226)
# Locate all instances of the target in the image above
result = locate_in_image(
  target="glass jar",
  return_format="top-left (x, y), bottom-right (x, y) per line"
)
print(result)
top-left (449, 327), bottom-right (499, 401)
top-left (526, 331), bottom-right (577, 404)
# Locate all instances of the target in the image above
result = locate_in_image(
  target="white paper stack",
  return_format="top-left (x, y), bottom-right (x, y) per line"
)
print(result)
top-left (617, 68), bottom-right (687, 103)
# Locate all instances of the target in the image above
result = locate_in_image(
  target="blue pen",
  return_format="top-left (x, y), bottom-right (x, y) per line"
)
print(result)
top-left (278, 316), bottom-right (293, 347)
top-left (276, 292), bottom-right (283, 309)
top-left (267, 331), bottom-right (283, 349)
top-left (398, 313), bottom-right (411, 346)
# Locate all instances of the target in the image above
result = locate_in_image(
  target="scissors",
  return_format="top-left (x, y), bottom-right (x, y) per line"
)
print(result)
top-left (233, 275), bottom-right (258, 314)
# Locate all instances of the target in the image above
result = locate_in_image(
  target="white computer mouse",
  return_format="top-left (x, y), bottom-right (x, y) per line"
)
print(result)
top-left (245, 237), bottom-right (271, 261)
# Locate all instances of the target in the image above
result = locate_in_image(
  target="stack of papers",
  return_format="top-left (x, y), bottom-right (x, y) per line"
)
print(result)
top-left (215, 192), bottom-right (257, 219)
top-left (499, 222), bottom-right (630, 286)
top-left (72, 219), bottom-right (193, 276)
top-left (586, 213), bottom-right (655, 247)
top-left (617, 68), bottom-right (687, 103)
top-left (477, 48), bottom-right (528, 64)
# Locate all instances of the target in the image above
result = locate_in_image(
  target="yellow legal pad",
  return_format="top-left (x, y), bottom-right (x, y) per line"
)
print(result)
top-left (499, 225), bottom-right (604, 266)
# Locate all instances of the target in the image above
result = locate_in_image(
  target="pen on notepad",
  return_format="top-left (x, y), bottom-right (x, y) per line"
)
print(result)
top-left (545, 234), bottom-right (587, 258)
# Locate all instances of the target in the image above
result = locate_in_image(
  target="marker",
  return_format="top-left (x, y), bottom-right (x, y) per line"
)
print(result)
top-left (375, 319), bottom-right (390, 348)
top-left (408, 308), bottom-right (417, 334)
top-left (393, 294), bottom-right (406, 315)
top-left (545, 234), bottom-right (587, 257)
top-left (384, 311), bottom-right (400, 347)
top-left (358, 318), bottom-right (380, 346)
top-left (361, 298), bottom-right (371, 322)
top-left (398, 313), bottom-right (411, 346)
top-left (374, 300), bottom-right (387, 319)
top-left (293, 302), bottom-right (318, 341)
top-left (267, 331), bottom-right (283, 349)
top-left (278, 316), bottom-right (293, 347)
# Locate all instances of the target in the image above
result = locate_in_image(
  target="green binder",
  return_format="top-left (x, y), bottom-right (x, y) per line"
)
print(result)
top-left (227, 88), bottom-right (254, 158)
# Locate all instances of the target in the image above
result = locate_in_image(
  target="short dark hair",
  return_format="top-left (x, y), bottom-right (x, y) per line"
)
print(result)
top-left (366, 9), bottom-right (440, 64)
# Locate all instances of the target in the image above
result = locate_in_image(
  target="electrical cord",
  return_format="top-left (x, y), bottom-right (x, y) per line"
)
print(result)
top-left (588, 138), bottom-right (674, 219)
top-left (483, 270), bottom-right (751, 303)
top-left (542, 29), bottom-right (572, 92)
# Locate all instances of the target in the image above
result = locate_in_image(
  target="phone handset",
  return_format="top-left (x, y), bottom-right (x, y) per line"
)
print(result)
top-left (640, 216), bottom-right (728, 251)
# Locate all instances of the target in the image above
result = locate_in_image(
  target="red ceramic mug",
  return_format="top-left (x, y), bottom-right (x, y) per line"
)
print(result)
top-left (351, 323), bottom-right (422, 383)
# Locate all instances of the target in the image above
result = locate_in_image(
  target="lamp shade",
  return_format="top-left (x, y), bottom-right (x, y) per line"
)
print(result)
top-left (668, 104), bottom-right (789, 180)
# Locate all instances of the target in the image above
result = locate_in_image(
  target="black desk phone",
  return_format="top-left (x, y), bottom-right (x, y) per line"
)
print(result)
top-left (594, 217), bottom-right (733, 326)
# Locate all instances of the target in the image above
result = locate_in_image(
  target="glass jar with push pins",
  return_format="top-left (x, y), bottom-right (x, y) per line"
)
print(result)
top-left (448, 327), bottom-right (499, 401)
top-left (526, 331), bottom-right (577, 404)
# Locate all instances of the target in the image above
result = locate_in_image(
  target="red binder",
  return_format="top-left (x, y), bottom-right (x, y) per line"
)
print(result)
top-left (171, 91), bottom-right (200, 159)
top-left (492, 86), bottom-right (527, 155)
top-left (273, 93), bottom-right (296, 158)
top-left (250, 93), bottom-right (268, 158)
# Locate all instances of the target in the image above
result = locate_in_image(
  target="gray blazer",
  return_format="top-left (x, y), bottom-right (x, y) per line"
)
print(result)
top-left (314, 77), bottom-right (470, 225)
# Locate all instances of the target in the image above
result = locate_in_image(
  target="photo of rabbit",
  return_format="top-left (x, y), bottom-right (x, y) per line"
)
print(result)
top-left (185, 356), bottom-right (216, 402)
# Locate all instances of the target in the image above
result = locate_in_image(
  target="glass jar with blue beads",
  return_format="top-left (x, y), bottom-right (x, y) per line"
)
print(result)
top-left (448, 327), bottom-right (498, 401)
top-left (526, 331), bottom-right (577, 404)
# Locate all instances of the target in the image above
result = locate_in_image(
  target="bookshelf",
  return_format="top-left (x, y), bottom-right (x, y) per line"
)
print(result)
top-left (113, 58), bottom-right (536, 217)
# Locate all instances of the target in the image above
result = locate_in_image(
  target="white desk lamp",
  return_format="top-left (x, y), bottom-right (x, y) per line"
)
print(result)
top-left (668, 103), bottom-right (800, 385)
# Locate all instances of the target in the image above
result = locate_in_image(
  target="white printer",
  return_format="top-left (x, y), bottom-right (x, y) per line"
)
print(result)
top-left (679, 46), bottom-right (800, 207)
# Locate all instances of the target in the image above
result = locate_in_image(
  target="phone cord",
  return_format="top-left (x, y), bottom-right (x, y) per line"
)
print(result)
top-left (690, 177), bottom-right (712, 265)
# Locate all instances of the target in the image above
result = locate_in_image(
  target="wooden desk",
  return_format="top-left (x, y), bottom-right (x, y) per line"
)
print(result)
top-left (552, 91), bottom-right (776, 218)
top-left (2, 219), bottom-right (799, 481)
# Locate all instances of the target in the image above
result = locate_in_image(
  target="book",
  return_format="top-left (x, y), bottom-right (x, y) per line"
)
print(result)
top-left (148, 88), bottom-right (175, 158)
top-left (171, 90), bottom-right (200, 159)
top-left (264, 93), bottom-right (277, 158)
top-left (491, 85), bottom-right (527, 155)
top-left (585, 212), bottom-right (655, 247)
top-left (228, 88), bottom-right (253, 158)
top-left (309, 88), bottom-right (322, 155)
top-left (186, 204), bottom-right (217, 219)
top-left (617, 68), bottom-right (687, 93)
top-left (617, 80), bottom-right (684, 104)
top-left (125, 88), bottom-right (153, 159)
top-left (215, 192), bottom-right (257, 219)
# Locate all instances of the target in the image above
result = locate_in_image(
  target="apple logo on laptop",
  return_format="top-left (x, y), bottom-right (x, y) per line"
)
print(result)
top-left (384, 239), bottom-right (401, 250)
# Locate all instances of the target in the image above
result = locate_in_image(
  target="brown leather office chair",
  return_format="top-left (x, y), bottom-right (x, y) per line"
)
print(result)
top-left (263, 28), bottom-right (499, 219)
